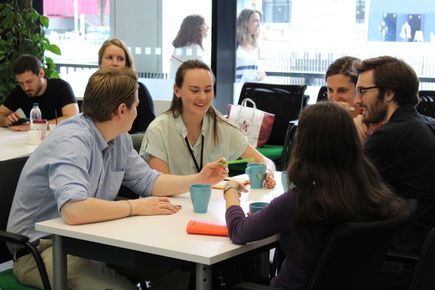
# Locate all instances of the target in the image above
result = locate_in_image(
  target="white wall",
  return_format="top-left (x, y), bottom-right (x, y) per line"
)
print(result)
top-left (111, 0), bottom-right (162, 72)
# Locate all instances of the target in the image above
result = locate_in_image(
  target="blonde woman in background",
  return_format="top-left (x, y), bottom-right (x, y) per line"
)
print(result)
top-left (98, 38), bottom-right (155, 133)
top-left (235, 8), bottom-right (266, 83)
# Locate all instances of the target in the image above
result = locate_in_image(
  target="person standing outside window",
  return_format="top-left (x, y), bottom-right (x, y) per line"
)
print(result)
top-left (170, 14), bottom-right (209, 80)
top-left (235, 8), bottom-right (266, 83)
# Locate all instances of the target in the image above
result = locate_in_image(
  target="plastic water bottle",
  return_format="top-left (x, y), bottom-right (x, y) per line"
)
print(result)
top-left (30, 103), bottom-right (42, 130)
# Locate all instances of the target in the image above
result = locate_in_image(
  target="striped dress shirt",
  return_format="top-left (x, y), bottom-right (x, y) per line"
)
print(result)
top-left (7, 114), bottom-right (160, 252)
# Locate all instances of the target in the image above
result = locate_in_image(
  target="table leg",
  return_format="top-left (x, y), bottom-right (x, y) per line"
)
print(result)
top-left (52, 235), bottom-right (67, 289)
top-left (195, 263), bottom-right (212, 290)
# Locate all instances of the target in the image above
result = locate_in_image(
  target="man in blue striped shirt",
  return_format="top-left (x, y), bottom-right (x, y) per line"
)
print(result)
top-left (7, 68), bottom-right (228, 290)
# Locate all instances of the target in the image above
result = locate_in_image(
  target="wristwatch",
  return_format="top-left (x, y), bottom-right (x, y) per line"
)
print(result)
top-left (223, 183), bottom-right (239, 195)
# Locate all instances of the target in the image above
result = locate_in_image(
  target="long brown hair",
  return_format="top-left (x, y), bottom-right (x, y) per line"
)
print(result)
top-left (172, 15), bottom-right (205, 49)
top-left (288, 102), bottom-right (407, 233)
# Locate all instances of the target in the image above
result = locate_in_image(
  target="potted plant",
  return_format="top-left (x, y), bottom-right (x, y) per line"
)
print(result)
top-left (0, 0), bottom-right (61, 103)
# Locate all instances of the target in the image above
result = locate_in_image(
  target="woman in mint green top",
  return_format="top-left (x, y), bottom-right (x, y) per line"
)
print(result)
top-left (140, 60), bottom-right (276, 188)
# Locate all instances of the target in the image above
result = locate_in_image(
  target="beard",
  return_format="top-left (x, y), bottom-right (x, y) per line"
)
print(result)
top-left (24, 79), bottom-right (43, 97)
top-left (362, 92), bottom-right (388, 125)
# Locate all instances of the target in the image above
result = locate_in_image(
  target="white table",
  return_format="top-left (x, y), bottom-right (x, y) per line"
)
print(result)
top-left (0, 127), bottom-right (38, 161)
top-left (36, 173), bottom-right (284, 290)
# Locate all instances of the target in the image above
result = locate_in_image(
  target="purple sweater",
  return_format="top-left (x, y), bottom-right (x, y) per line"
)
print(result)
top-left (225, 190), bottom-right (332, 290)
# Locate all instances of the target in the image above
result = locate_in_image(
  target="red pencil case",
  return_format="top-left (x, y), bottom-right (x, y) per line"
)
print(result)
top-left (186, 219), bottom-right (228, 236)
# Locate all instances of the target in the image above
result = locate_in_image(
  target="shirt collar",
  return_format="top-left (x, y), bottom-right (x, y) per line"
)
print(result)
top-left (81, 114), bottom-right (110, 151)
top-left (174, 113), bottom-right (210, 138)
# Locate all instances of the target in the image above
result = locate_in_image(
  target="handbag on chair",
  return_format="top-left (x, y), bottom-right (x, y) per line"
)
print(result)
top-left (227, 98), bottom-right (275, 148)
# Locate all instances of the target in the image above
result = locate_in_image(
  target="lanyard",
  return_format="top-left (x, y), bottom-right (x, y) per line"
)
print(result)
top-left (185, 135), bottom-right (204, 173)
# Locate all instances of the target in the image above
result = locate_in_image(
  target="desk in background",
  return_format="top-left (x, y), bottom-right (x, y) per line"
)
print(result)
top-left (0, 127), bottom-right (38, 161)
top-left (36, 173), bottom-right (284, 290)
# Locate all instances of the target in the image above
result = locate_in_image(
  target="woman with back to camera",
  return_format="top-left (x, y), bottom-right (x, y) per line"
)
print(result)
top-left (235, 8), bottom-right (266, 83)
top-left (170, 14), bottom-right (209, 80)
top-left (223, 102), bottom-right (409, 290)
top-left (98, 37), bottom-right (155, 133)
top-left (140, 59), bottom-right (276, 188)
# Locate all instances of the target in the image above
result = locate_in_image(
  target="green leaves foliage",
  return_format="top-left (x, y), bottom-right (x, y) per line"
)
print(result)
top-left (0, 0), bottom-right (61, 103)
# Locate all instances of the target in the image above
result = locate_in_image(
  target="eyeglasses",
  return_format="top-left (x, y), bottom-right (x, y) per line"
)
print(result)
top-left (356, 86), bottom-right (379, 97)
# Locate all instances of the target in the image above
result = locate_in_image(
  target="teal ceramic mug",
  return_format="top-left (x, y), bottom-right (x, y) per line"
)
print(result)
top-left (245, 163), bottom-right (266, 188)
top-left (249, 202), bottom-right (269, 213)
top-left (281, 171), bottom-right (289, 191)
top-left (189, 184), bottom-right (212, 213)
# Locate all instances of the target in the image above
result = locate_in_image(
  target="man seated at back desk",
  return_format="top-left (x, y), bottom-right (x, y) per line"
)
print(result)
top-left (0, 54), bottom-right (79, 130)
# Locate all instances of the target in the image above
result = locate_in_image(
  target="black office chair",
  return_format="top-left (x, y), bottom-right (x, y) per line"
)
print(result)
top-left (282, 86), bottom-right (327, 168)
top-left (417, 91), bottom-right (435, 118)
top-left (408, 227), bottom-right (435, 290)
top-left (281, 120), bottom-right (298, 170)
top-left (236, 82), bottom-right (306, 170)
top-left (0, 156), bottom-right (51, 290)
top-left (316, 86), bottom-right (328, 103)
top-left (302, 94), bottom-right (310, 108)
top-left (233, 213), bottom-right (411, 290)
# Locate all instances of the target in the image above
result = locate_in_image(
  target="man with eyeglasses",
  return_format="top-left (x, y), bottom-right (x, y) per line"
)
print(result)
top-left (354, 55), bottom-right (435, 256)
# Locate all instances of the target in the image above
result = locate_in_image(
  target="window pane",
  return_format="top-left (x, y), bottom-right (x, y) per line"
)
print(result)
top-left (44, 0), bottom-right (110, 65)
top-left (44, 0), bottom-right (212, 116)
top-left (234, 0), bottom-right (435, 102)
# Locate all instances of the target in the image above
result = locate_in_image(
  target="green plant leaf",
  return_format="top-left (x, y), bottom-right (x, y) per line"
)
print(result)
top-left (29, 9), bottom-right (39, 22)
top-left (40, 15), bottom-right (49, 27)
top-left (48, 44), bottom-right (61, 55)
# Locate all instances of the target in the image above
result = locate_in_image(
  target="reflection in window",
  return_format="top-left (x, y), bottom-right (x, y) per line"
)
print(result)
top-left (263, 0), bottom-right (291, 23)
top-left (381, 13), bottom-right (397, 42)
top-left (355, 0), bottom-right (365, 24)
top-left (169, 14), bottom-right (209, 80)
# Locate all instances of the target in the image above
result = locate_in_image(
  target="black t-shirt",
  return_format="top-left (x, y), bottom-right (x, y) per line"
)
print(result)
top-left (130, 81), bottom-right (156, 134)
top-left (4, 78), bottom-right (77, 120)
